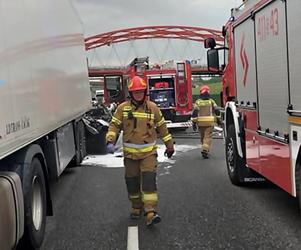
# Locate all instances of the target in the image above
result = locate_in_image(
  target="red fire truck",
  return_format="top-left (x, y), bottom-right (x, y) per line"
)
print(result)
top-left (88, 68), bottom-right (126, 106)
top-left (106, 57), bottom-right (193, 129)
top-left (205, 0), bottom-right (301, 206)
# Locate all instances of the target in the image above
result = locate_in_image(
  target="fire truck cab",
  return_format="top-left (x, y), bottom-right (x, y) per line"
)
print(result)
top-left (88, 68), bottom-right (127, 106)
top-left (205, 0), bottom-right (301, 207)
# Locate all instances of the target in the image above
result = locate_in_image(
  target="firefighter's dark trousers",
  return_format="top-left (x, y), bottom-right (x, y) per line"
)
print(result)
top-left (124, 155), bottom-right (158, 213)
top-left (198, 126), bottom-right (213, 153)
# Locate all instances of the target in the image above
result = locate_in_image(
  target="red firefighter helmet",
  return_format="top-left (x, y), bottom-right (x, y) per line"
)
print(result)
top-left (128, 76), bottom-right (147, 92)
top-left (200, 85), bottom-right (210, 94)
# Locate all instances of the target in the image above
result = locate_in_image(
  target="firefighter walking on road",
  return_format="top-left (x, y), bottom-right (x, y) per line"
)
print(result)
top-left (192, 85), bottom-right (217, 159)
top-left (106, 75), bottom-right (175, 226)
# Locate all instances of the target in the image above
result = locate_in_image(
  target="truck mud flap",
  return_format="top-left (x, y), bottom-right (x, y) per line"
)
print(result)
top-left (0, 172), bottom-right (24, 250)
top-left (238, 166), bottom-right (265, 183)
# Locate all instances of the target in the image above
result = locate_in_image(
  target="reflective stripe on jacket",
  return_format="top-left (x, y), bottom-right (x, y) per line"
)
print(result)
top-left (192, 98), bottom-right (217, 127)
top-left (106, 100), bottom-right (173, 159)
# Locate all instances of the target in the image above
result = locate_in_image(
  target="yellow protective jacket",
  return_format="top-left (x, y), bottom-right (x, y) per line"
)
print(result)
top-left (192, 98), bottom-right (217, 127)
top-left (106, 100), bottom-right (173, 160)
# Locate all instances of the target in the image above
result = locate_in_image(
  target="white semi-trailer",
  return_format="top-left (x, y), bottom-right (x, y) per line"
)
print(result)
top-left (0, 0), bottom-right (91, 249)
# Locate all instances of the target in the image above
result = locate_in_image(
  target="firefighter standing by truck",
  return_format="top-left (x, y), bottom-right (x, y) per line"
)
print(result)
top-left (192, 85), bottom-right (217, 159)
top-left (106, 75), bottom-right (175, 226)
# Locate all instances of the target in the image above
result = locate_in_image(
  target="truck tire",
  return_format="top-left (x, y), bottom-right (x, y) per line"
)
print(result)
top-left (225, 124), bottom-right (245, 186)
top-left (20, 157), bottom-right (47, 249)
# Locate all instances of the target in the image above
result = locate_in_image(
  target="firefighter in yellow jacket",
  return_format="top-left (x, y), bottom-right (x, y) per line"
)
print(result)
top-left (106, 75), bottom-right (175, 226)
top-left (192, 85), bottom-right (217, 159)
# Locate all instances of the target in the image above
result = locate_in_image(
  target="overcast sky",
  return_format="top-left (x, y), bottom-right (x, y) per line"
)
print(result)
top-left (71, 0), bottom-right (241, 66)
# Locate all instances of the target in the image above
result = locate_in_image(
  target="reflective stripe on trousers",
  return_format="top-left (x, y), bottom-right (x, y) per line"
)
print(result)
top-left (196, 116), bottom-right (215, 122)
top-left (123, 142), bottom-right (157, 153)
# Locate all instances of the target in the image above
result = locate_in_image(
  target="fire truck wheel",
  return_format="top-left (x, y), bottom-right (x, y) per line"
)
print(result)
top-left (20, 157), bottom-right (47, 249)
top-left (225, 124), bottom-right (244, 186)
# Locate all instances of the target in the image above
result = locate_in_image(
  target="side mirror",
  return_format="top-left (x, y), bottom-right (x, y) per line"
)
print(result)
top-left (204, 38), bottom-right (216, 49)
top-left (207, 49), bottom-right (220, 73)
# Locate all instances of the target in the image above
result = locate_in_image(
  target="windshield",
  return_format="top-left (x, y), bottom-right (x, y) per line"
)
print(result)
top-left (105, 76), bottom-right (122, 91)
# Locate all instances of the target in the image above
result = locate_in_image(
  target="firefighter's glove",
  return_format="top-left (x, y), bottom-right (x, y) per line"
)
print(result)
top-left (106, 142), bottom-right (115, 154)
top-left (192, 122), bottom-right (197, 132)
top-left (164, 147), bottom-right (175, 158)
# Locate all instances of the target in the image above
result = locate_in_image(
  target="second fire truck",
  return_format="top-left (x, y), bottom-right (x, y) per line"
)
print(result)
top-left (104, 57), bottom-right (193, 129)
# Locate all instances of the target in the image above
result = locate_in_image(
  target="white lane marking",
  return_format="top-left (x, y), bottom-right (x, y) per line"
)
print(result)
top-left (127, 226), bottom-right (139, 250)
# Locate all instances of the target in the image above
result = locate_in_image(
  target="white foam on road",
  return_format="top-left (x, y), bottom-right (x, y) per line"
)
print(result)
top-left (82, 154), bottom-right (125, 168)
top-left (81, 144), bottom-right (196, 168)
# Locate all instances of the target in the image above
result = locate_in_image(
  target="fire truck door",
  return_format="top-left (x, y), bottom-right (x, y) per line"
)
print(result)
top-left (255, 1), bottom-right (289, 138)
top-left (234, 14), bottom-right (259, 170)
top-left (255, 0), bottom-right (291, 191)
top-left (287, 0), bottom-right (301, 195)
top-left (234, 17), bottom-right (257, 109)
top-left (104, 76), bottom-right (124, 104)
top-left (287, 0), bottom-right (301, 112)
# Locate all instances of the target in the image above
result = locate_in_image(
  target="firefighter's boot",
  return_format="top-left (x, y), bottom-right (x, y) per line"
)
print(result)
top-left (146, 211), bottom-right (161, 226)
top-left (130, 208), bottom-right (142, 220)
top-left (201, 150), bottom-right (209, 159)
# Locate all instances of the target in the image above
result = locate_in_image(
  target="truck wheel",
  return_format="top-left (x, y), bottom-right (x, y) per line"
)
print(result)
top-left (225, 124), bottom-right (245, 186)
top-left (20, 157), bottom-right (47, 249)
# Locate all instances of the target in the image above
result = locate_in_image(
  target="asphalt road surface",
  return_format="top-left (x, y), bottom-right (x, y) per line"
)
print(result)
top-left (41, 137), bottom-right (301, 250)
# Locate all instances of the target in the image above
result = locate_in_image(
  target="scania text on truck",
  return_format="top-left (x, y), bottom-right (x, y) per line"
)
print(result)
top-left (205, 0), bottom-right (301, 209)
top-left (0, 1), bottom-right (91, 249)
